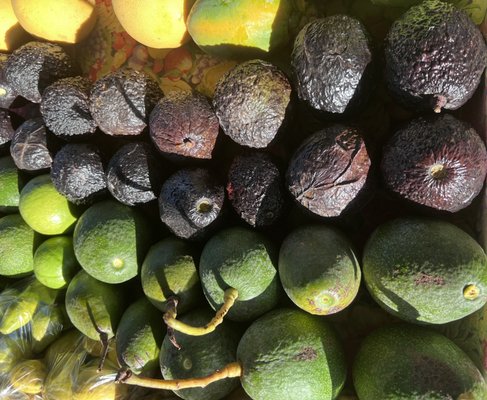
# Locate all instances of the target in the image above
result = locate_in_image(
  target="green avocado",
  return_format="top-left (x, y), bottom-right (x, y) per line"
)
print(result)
top-left (353, 324), bottom-right (487, 399)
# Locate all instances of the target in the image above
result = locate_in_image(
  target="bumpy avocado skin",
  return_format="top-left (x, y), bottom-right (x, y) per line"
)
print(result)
top-left (238, 308), bottom-right (346, 400)
top-left (291, 15), bottom-right (373, 114)
top-left (381, 114), bottom-right (487, 212)
top-left (213, 59), bottom-right (292, 148)
top-left (160, 308), bottom-right (240, 400)
top-left (385, 0), bottom-right (487, 112)
top-left (353, 324), bottom-right (487, 400)
top-left (4, 42), bottom-right (75, 103)
top-left (0, 54), bottom-right (18, 109)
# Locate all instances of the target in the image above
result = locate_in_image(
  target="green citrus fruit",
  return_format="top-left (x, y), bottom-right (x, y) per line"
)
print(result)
top-left (33, 236), bottom-right (80, 289)
top-left (73, 200), bottom-right (150, 284)
top-left (0, 213), bottom-right (40, 276)
top-left (0, 156), bottom-right (23, 213)
top-left (19, 174), bottom-right (80, 235)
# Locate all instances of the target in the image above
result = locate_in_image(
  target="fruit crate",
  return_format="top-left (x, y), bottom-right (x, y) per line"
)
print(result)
top-left (1, 1), bottom-right (487, 400)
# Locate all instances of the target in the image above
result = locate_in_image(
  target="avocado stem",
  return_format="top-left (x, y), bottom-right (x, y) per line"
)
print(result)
top-left (463, 284), bottom-right (480, 300)
top-left (116, 362), bottom-right (242, 389)
top-left (97, 332), bottom-right (110, 372)
top-left (163, 288), bottom-right (239, 337)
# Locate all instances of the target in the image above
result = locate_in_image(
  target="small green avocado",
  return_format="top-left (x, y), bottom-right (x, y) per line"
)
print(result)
top-left (116, 297), bottom-right (165, 375)
top-left (353, 324), bottom-right (487, 399)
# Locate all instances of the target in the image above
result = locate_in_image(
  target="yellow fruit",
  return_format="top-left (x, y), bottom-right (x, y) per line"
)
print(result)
top-left (10, 359), bottom-right (47, 395)
top-left (0, 0), bottom-right (30, 51)
top-left (112, 0), bottom-right (195, 49)
top-left (11, 0), bottom-right (97, 44)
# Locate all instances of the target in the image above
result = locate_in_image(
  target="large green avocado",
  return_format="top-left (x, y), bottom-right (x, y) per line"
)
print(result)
top-left (353, 324), bottom-right (487, 399)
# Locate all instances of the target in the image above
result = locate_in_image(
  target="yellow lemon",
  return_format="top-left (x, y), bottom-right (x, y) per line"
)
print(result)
top-left (0, 0), bottom-right (30, 51)
top-left (11, 0), bottom-right (97, 44)
top-left (112, 0), bottom-right (195, 49)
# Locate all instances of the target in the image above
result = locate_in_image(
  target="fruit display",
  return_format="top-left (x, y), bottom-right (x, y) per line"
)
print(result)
top-left (0, 0), bottom-right (486, 399)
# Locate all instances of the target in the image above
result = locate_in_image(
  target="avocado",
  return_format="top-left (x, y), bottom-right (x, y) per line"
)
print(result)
top-left (0, 109), bottom-right (15, 147)
top-left (0, 155), bottom-right (23, 213)
top-left (286, 124), bottom-right (371, 218)
top-left (279, 225), bottom-right (361, 315)
top-left (40, 76), bottom-right (97, 138)
top-left (238, 308), bottom-right (347, 400)
top-left (227, 152), bottom-right (285, 228)
top-left (385, 0), bottom-right (487, 112)
top-left (213, 59), bottom-right (292, 148)
top-left (106, 142), bottom-right (163, 206)
top-left (141, 237), bottom-right (202, 314)
top-left (158, 168), bottom-right (225, 240)
top-left (31, 303), bottom-right (67, 354)
top-left (353, 324), bottom-right (487, 399)
top-left (149, 89), bottom-right (220, 160)
top-left (50, 143), bottom-right (107, 205)
top-left (363, 217), bottom-right (487, 324)
top-left (382, 113), bottom-right (487, 212)
top-left (3, 41), bottom-right (76, 103)
top-left (199, 226), bottom-right (281, 322)
top-left (160, 307), bottom-right (241, 400)
top-left (10, 359), bottom-right (47, 395)
top-left (10, 117), bottom-right (58, 172)
top-left (116, 297), bottom-right (165, 375)
top-left (89, 68), bottom-right (163, 136)
top-left (0, 53), bottom-right (18, 109)
top-left (0, 330), bottom-right (32, 375)
top-left (291, 15), bottom-right (373, 114)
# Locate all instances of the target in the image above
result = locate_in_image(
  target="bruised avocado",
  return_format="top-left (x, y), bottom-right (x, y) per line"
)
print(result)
top-left (213, 59), bottom-right (292, 148)
top-left (385, 0), bottom-right (487, 112)
top-left (291, 15), bottom-right (373, 114)
top-left (381, 114), bottom-right (487, 212)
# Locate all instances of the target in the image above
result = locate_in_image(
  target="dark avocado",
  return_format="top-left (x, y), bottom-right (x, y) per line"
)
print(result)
top-left (50, 143), bottom-right (107, 205)
top-left (149, 89), bottom-right (219, 160)
top-left (10, 117), bottom-right (57, 171)
top-left (291, 15), bottom-right (373, 114)
top-left (385, 0), bottom-right (487, 112)
top-left (40, 76), bottom-right (97, 138)
top-left (381, 113), bottom-right (487, 212)
top-left (0, 110), bottom-right (15, 147)
top-left (286, 125), bottom-right (371, 218)
top-left (106, 142), bottom-right (162, 206)
top-left (158, 168), bottom-right (224, 240)
top-left (89, 68), bottom-right (162, 136)
top-left (213, 59), bottom-right (292, 148)
top-left (0, 54), bottom-right (18, 109)
top-left (227, 152), bottom-right (285, 227)
top-left (3, 41), bottom-right (75, 103)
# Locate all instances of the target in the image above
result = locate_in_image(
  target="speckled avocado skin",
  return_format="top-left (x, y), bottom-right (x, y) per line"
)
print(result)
top-left (385, 0), bottom-right (487, 112)
top-left (363, 217), bottom-right (487, 325)
top-left (291, 15), bottom-right (373, 114)
top-left (353, 324), bottom-right (487, 400)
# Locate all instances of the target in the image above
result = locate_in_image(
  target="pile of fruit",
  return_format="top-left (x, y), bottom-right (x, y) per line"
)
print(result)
top-left (0, 0), bottom-right (486, 399)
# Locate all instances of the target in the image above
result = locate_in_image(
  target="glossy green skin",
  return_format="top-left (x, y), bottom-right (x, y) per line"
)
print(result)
top-left (65, 270), bottom-right (126, 341)
top-left (238, 308), bottom-right (346, 400)
top-left (0, 214), bottom-right (40, 276)
top-left (0, 156), bottom-right (22, 213)
top-left (363, 218), bottom-right (487, 324)
top-left (279, 225), bottom-right (361, 315)
top-left (159, 308), bottom-right (240, 400)
top-left (116, 297), bottom-right (165, 375)
top-left (141, 237), bottom-right (201, 314)
top-left (353, 324), bottom-right (487, 399)
top-left (187, 0), bottom-right (294, 57)
top-left (73, 200), bottom-right (150, 284)
top-left (199, 226), bottom-right (281, 321)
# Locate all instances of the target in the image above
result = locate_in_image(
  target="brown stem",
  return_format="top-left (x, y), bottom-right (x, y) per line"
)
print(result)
top-left (97, 332), bottom-right (110, 372)
top-left (115, 362), bottom-right (242, 390)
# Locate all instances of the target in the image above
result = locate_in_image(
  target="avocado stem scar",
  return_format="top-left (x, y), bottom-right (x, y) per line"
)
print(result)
top-left (115, 361), bottom-right (242, 389)
top-left (163, 288), bottom-right (239, 338)
top-left (463, 284), bottom-right (480, 300)
top-left (430, 163), bottom-right (447, 179)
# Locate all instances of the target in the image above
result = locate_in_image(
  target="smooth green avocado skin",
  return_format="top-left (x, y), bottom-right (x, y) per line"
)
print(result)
top-left (363, 218), bottom-right (487, 324)
top-left (238, 308), bottom-right (346, 400)
top-left (159, 308), bottom-right (240, 400)
top-left (199, 226), bottom-right (281, 321)
top-left (353, 324), bottom-right (487, 399)
top-left (279, 225), bottom-right (361, 315)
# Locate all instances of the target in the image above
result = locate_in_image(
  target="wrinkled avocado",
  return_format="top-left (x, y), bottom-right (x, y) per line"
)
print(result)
top-left (89, 68), bottom-right (162, 136)
top-left (0, 109), bottom-right (15, 147)
top-left (381, 113), bottom-right (487, 212)
top-left (0, 53), bottom-right (18, 109)
top-left (291, 15), bottom-right (373, 114)
top-left (3, 41), bottom-right (76, 103)
top-left (385, 0), bottom-right (487, 112)
top-left (213, 59), bottom-right (292, 148)
top-left (41, 76), bottom-right (97, 138)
